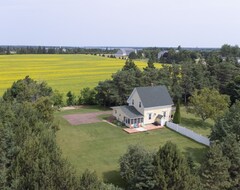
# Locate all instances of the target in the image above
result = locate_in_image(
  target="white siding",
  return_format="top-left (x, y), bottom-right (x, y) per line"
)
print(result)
top-left (112, 108), bottom-right (125, 122)
top-left (127, 89), bottom-right (144, 114)
top-left (143, 106), bottom-right (172, 125)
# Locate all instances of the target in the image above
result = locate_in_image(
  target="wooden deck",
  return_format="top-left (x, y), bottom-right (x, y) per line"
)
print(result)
top-left (123, 124), bottom-right (164, 134)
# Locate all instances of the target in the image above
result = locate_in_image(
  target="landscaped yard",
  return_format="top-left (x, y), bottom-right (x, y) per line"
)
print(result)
top-left (56, 106), bottom-right (209, 187)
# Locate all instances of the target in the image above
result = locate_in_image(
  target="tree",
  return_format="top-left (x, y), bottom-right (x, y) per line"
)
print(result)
top-left (79, 87), bottom-right (96, 105)
top-left (80, 169), bottom-right (101, 190)
top-left (95, 80), bottom-right (114, 107)
top-left (221, 135), bottom-right (240, 189)
top-left (169, 65), bottom-right (183, 102)
top-left (66, 91), bottom-right (76, 106)
top-left (225, 75), bottom-right (240, 105)
top-left (3, 76), bottom-right (53, 103)
top-left (147, 57), bottom-right (155, 69)
top-left (200, 143), bottom-right (231, 190)
top-left (122, 59), bottom-right (140, 72)
top-left (180, 62), bottom-right (211, 104)
top-left (210, 101), bottom-right (240, 141)
top-left (128, 52), bottom-right (137, 59)
top-left (188, 88), bottom-right (230, 121)
top-left (119, 145), bottom-right (156, 190)
top-left (173, 99), bottom-right (181, 124)
top-left (154, 141), bottom-right (201, 190)
top-left (51, 90), bottom-right (64, 107)
top-left (0, 95), bottom-right (80, 189)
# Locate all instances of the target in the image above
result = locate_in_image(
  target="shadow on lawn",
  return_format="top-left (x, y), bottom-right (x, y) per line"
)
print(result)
top-left (181, 117), bottom-right (212, 130)
top-left (183, 146), bottom-right (208, 164)
top-left (103, 170), bottom-right (126, 188)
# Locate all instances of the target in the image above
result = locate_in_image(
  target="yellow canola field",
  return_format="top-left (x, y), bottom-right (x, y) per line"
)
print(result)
top-left (0, 54), bottom-right (162, 95)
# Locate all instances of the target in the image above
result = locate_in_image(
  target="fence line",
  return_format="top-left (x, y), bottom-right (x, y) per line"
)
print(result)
top-left (166, 122), bottom-right (210, 146)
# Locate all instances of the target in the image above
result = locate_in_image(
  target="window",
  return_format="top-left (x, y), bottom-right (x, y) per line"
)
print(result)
top-left (141, 118), bottom-right (143, 123)
top-left (139, 102), bottom-right (141, 108)
top-left (132, 99), bottom-right (134, 105)
top-left (134, 118), bottom-right (137, 123)
top-left (163, 111), bottom-right (166, 117)
top-left (131, 119), bottom-right (133, 124)
top-left (115, 110), bottom-right (117, 114)
top-left (149, 113), bottom-right (152, 120)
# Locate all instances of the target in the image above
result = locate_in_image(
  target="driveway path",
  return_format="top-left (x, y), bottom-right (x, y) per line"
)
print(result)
top-left (63, 111), bottom-right (112, 125)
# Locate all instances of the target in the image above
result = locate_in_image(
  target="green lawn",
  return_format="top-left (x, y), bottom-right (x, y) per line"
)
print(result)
top-left (56, 107), bottom-right (208, 187)
top-left (0, 54), bottom-right (162, 96)
top-left (180, 107), bottom-right (214, 137)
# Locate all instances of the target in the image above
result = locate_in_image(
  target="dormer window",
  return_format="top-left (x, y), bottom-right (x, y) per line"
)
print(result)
top-left (139, 102), bottom-right (141, 108)
top-left (132, 99), bottom-right (134, 105)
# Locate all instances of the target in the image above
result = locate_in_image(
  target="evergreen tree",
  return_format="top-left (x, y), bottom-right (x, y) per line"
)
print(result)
top-left (119, 145), bottom-right (156, 190)
top-left (154, 141), bottom-right (201, 190)
top-left (173, 99), bottom-right (181, 124)
top-left (122, 59), bottom-right (140, 72)
top-left (200, 143), bottom-right (231, 190)
top-left (210, 101), bottom-right (240, 141)
top-left (66, 91), bottom-right (76, 106)
top-left (80, 169), bottom-right (101, 190)
top-left (221, 135), bottom-right (240, 189)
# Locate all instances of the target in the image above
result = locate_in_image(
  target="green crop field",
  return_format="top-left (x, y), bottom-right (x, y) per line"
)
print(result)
top-left (56, 106), bottom-right (208, 187)
top-left (0, 54), bottom-right (161, 96)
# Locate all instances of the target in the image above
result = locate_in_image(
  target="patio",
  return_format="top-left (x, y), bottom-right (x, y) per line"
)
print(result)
top-left (123, 124), bottom-right (164, 134)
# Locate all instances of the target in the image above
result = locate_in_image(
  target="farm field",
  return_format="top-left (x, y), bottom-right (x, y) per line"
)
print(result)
top-left (0, 54), bottom-right (161, 96)
top-left (56, 106), bottom-right (208, 187)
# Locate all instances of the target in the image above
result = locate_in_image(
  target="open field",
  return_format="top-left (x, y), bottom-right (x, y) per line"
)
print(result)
top-left (56, 106), bottom-right (208, 187)
top-left (0, 54), bottom-right (162, 96)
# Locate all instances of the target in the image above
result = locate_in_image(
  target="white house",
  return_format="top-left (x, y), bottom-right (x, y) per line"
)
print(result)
top-left (115, 48), bottom-right (137, 57)
top-left (111, 85), bottom-right (174, 128)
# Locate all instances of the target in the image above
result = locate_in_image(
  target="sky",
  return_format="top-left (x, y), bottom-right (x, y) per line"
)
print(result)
top-left (1, 0), bottom-right (240, 48)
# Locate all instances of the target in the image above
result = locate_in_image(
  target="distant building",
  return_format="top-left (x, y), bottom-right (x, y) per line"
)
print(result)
top-left (237, 57), bottom-right (240, 64)
top-left (157, 50), bottom-right (168, 59)
top-left (115, 48), bottom-right (137, 57)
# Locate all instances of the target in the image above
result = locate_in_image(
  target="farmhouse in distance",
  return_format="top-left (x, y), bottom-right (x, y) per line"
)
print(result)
top-left (112, 85), bottom-right (174, 128)
top-left (114, 48), bottom-right (137, 57)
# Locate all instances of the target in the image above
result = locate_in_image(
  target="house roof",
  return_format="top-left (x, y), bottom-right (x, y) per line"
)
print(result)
top-left (114, 105), bottom-right (143, 118)
top-left (135, 85), bottom-right (173, 108)
top-left (115, 48), bottom-right (135, 56)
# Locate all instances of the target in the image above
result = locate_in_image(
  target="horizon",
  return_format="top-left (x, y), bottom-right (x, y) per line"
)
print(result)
top-left (1, 0), bottom-right (240, 47)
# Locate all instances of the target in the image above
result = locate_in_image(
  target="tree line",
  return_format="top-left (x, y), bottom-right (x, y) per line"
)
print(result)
top-left (0, 46), bottom-right (117, 55)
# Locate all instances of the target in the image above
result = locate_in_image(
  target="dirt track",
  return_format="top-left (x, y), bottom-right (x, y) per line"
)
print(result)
top-left (63, 111), bottom-right (112, 125)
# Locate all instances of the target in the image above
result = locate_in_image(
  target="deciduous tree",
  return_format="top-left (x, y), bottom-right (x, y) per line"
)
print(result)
top-left (188, 88), bottom-right (230, 121)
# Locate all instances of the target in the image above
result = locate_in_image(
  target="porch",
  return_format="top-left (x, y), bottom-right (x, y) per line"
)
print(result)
top-left (123, 123), bottom-right (164, 134)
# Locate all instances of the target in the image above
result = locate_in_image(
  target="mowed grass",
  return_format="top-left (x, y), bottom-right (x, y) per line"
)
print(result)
top-left (56, 107), bottom-right (207, 186)
top-left (0, 54), bottom-right (162, 96)
top-left (180, 107), bottom-right (213, 137)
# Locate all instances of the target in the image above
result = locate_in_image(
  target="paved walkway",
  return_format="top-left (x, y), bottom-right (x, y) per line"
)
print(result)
top-left (123, 124), bottom-right (164, 134)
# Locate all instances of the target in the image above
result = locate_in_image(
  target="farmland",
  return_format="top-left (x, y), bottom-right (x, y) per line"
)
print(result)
top-left (0, 54), bottom-right (161, 96)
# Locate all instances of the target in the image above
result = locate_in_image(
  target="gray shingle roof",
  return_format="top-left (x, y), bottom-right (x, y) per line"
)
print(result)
top-left (136, 85), bottom-right (173, 108)
top-left (118, 106), bottom-right (143, 118)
